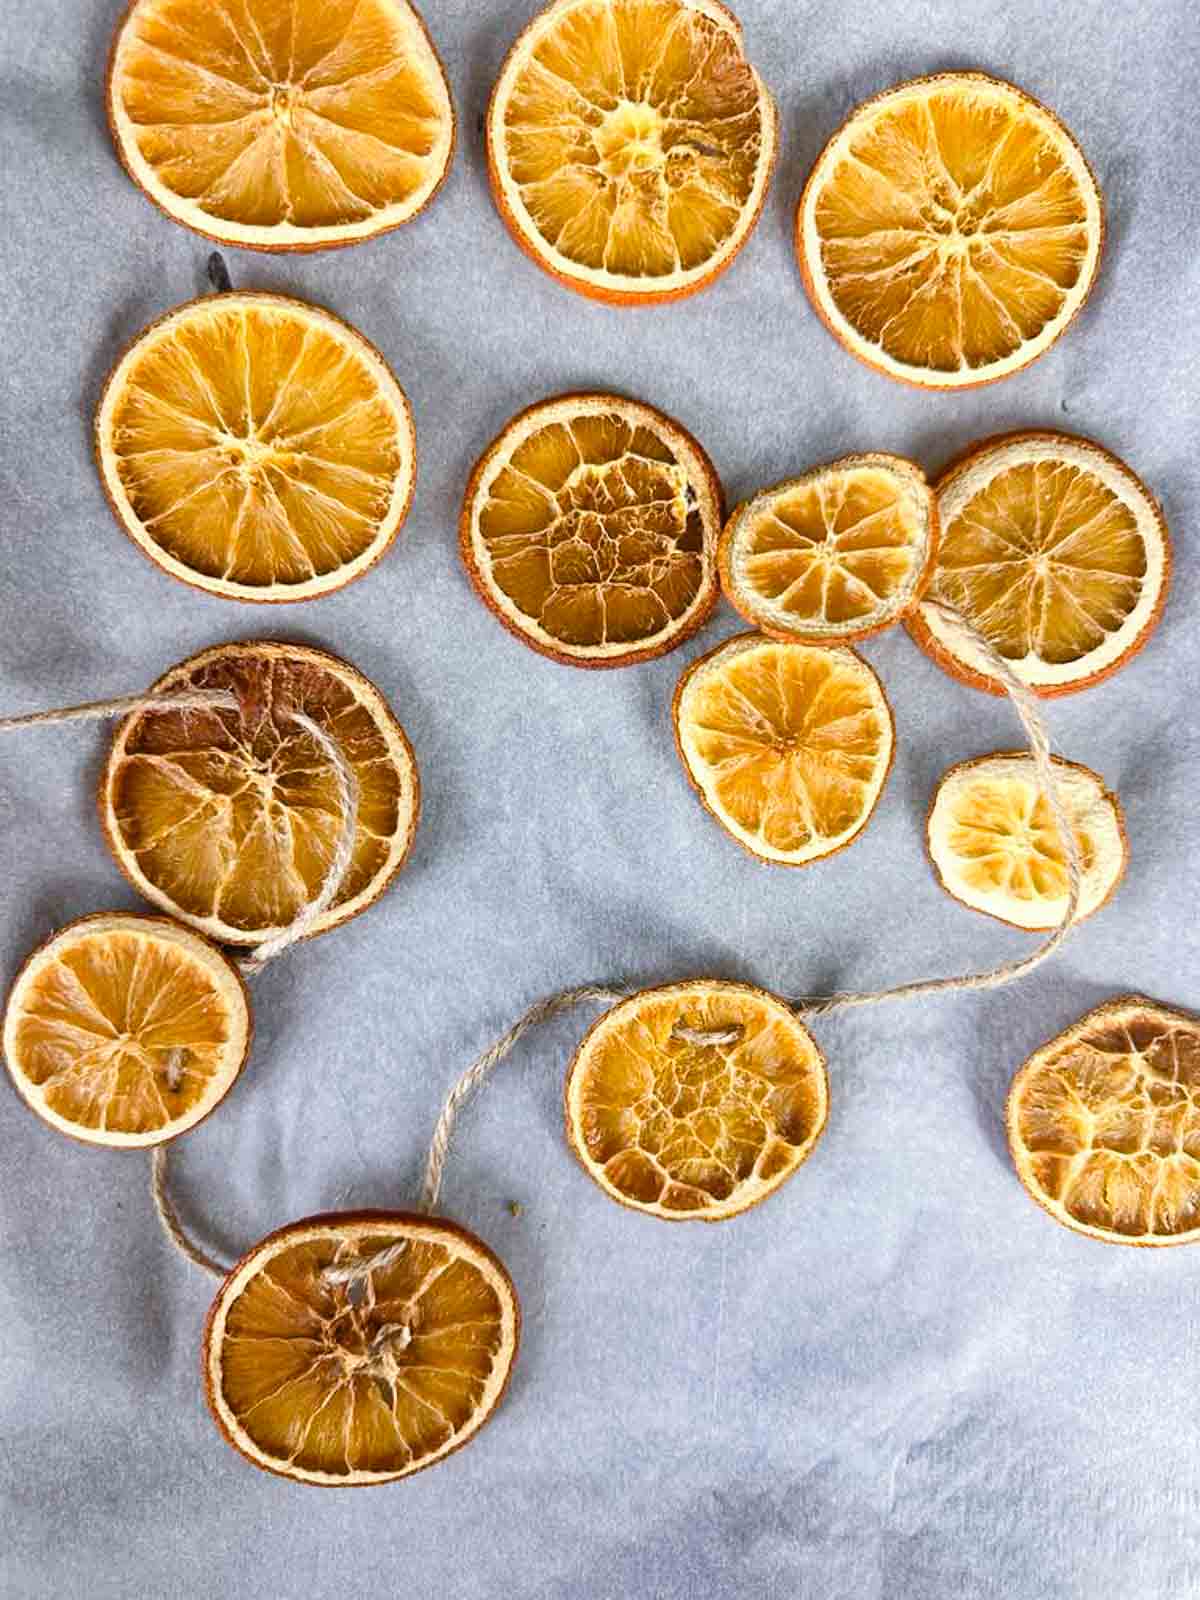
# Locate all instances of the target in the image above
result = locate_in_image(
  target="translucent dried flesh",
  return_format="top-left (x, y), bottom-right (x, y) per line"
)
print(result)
top-left (1009, 1002), bottom-right (1200, 1243)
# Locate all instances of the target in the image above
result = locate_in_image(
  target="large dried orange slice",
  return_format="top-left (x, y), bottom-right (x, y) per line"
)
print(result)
top-left (96, 292), bottom-right (415, 603)
top-left (3, 913), bottom-right (250, 1148)
top-left (796, 73), bottom-right (1103, 387)
top-left (673, 633), bottom-right (894, 865)
top-left (927, 752), bottom-right (1127, 931)
top-left (565, 981), bottom-right (827, 1220)
top-left (100, 641), bottom-right (419, 948)
top-left (107, 0), bottom-right (455, 251)
top-left (461, 392), bottom-right (723, 666)
top-left (1007, 998), bottom-right (1200, 1245)
top-left (204, 1212), bottom-right (520, 1483)
top-left (908, 432), bottom-right (1170, 696)
top-left (719, 454), bottom-right (937, 643)
top-left (487, 0), bottom-right (777, 304)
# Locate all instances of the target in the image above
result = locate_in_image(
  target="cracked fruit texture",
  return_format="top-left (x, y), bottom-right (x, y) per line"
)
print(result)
top-left (461, 393), bottom-right (723, 666)
top-left (565, 981), bottom-right (827, 1220)
top-left (2, 914), bottom-right (250, 1148)
top-left (100, 641), bottom-right (419, 949)
top-left (927, 752), bottom-right (1127, 931)
top-left (796, 73), bottom-right (1103, 387)
top-left (719, 454), bottom-right (937, 643)
top-left (96, 293), bottom-right (415, 603)
top-left (1007, 999), bottom-right (1200, 1245)
top-left (487, 0), bottom-right (777, 303)
top-left (908, 432), bottom-right (1170, 696)
top-left (204, 1213), bottom-right (520, 1484)
top-left (673, 633), bottom-right (894, 865)
top-left (107, 0), bottom-right (455, 250)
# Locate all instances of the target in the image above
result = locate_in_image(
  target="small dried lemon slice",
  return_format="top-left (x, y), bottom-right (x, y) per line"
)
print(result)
top-left (908, 432), bottom-right (1170, 696)
top-left (565, 981), bottom-right (827, 1220)
top-left (719, 454), bottom-right (937, 642)
top-left (1007, 998), bottom-right (1200, 1245)
top-left (927, 752), bottom-right (1127, 930)
top-left (204, 1212), bottom-right (520, 1483)
top-left (3, 913), bottom-right (250, 1148)
top-left (100, 641), bottom-right (419, 948)
top-left (461, 392), bottom-right (723, 666)
top-left (673, 633), bottom-right (895, 865)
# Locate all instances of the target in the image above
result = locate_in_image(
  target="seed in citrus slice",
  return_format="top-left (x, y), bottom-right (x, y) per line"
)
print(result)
top-left (204, 1212), bottom-right (520, 1484)
top-left (907, 431), bottom-right (1170, 696)
top-left (107, 0), bottom-right (455, 251)
top-left (719, 454), bottom-right (937, 643)
top-left (100, 641), bottom-right (419, 948)
top-left (673, 633), bottom-right (895, 865)
top-left (1007, 998), bottom-right (1200, 1245)
top-left (487, 0), bottom-right (777, 304)
top-left (2, 913), bottom-right (250, 1148)
top-left (927, 752), bottom-right (1127, 931)
top-left (565, 981), bottom-right (827, 1221)
top-left (96, 293), bottom-right (415, 603)
top-left (461, 392), bottom-right (723, 666)
top-left (796, 72), bottom-right (1104, 388)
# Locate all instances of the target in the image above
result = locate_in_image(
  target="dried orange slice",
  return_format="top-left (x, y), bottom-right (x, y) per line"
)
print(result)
top-left (107, 0), bottom-right (455, 251)
top-left (1007, 998), bottom-right (1200, 1245)
top-left (3, 913), bottom-right (250, 1148)
top-left (96, 292), bottom-right (415, 603)
top-left (927, 752), bottom-right (1127, 930)
top-left (673, 633), bottom-right (894, 865)
top-left (461, 392), bottom-right (723, 666)
top-left (100, 641), bottom-right (419, 948)
top-left (796, 73), bottom-right (1103, 387)
top-left (719, 454), bottom-right (937, 643)
top-left (565, 981), bottom-right (827, 1220)
top-left (907, 432), bottom-right (1170, 696)
top-left (487, 0), bottom-right (777, 304)
top-left (204, 1212), bottom-right (520, 1483)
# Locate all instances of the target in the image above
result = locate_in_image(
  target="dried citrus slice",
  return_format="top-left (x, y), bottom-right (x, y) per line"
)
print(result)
top-left (565, 981), bottom-right (827, 1220)
top-left (204, 1212), bottom-right (520, 1483)
top-left (1007, 998), bottom-right (1200, 1245)
top-left (2, 913), bottom-right (250, 1148)
top-left (96, 292), bottom-right (415, 603)
top-left (461, 392), bottom-right (723, 666)
top-left (673, 633), bottom-right (894, 865)
top-left (907, 432), bottom-right (1170, 696)
top-left (719, 454), bottom-right (937, 643)
top-left (107, 0), bottom-right (455, 251)
top-left (927, 752), bottom-right (1127, 930)
top-left (796, 73), bottom-right (1103, 387)
top-left (487, 0), bottom-right (777, 304)
top-left (100, 641), bottom-right (419, 948)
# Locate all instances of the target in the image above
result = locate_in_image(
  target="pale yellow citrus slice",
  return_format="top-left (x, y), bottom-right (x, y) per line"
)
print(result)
top-left (1007, 998), bottom-right (1200, 1245)
top-left (461, 392), bottom-right (723, 666)
top-left (204, 1212), bottom-right (520, 1483)
top-left (2, 913), bottom-right (250, 1148)
top-left (908, 431), bottom-right (1170, 696)
top-left (796, 73), bottom-right (1103, 387)
top-left (673, 633), bottom-right (894, 865)
top-left (107, 0), bottom-right (455, 251)
top-left (487, 0), bottom-right (777, 303)
top-left (927, 752), bottom-right (1127, 930)
top-left (719, 454), bottom-right (937, 642)
top-left (100, 641), bottom-right (420, 948)
top-left (565, 980), bottom-right (827, 1220)
top-left (96, 292), bottom-right (415, 603)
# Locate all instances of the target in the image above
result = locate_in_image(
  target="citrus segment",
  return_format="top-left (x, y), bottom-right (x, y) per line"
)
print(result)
top-left (107, 0), bottom-right (455, 250)
top-left (488, 0), bottom-right (777, 303)
top-left (1007, 999), bottom-right (1200, 1245)
top-left (565, 981), bottom-right (827, 1220)
top-left (2, 914), bottom-right (250, 1148)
